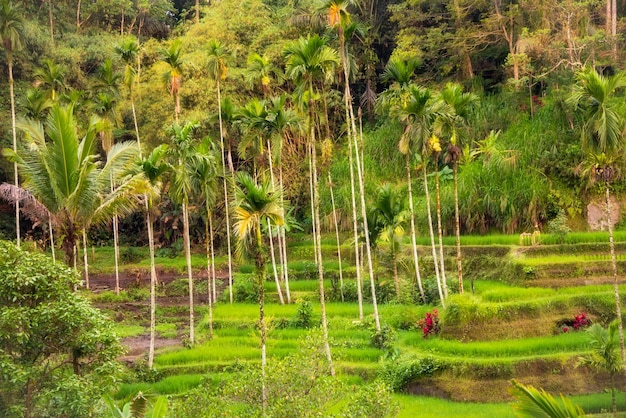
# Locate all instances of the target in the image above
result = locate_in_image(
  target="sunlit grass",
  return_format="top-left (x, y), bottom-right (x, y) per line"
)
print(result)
top-left (395, 395), bottom-right (515, 418)
top-left (114, 374), bottom-right (207, 399)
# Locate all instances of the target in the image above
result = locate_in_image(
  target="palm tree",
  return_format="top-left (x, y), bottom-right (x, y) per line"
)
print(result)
top-left (233, 171), bottom-right (284, 415)
top-left (568, 66), bottom-right (626, 360)
top-left (33, 59), bottom-right (67, 102)
top-left (168, 121), bottom-right (200, 345)
top-left (0, 0), bottom-right (23, 247)
top-left (284, 34), bottom-right (339, 373)
top-left (510, 379), bottom-right (585, 418)
top-left (136, 144), bottom-right (169, 368)
top-left (578, 321), bottom-right (622, 417)
top-left (374, 184), bottom-right (408, 299)
top-left (207, 40), bottom-right (235, 304)
top-left (2, 105), bottom-right (142, 269)
top-left (395, 85), bottom-right (445, 307)
top-left (436, 83), bottom-right (477, 294)
top-left (21, 88), bottom-right (53, 122)
top-left (160, 40), bottom-right (184, 122)
top-left (114, 36), bottom-right (142, 150)
top-left (245, 53), bottom-right (282, 98)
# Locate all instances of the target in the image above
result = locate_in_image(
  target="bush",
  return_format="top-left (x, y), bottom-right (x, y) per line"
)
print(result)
top-left (226, 276), bottom-right (260, 303)
top-left (379, 355), bottom-right (441, 392)
top-left (370, 322), bottom-right (396, 350)
top-left (291, 299), bottom-right (313, 328)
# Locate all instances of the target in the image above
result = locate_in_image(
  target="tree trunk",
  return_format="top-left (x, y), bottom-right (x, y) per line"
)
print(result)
top-left (423, 162), bottom-right (445, 307)
top-left (9, 58), bottom-right (19, 249)
top-left (48, 0), bottom-right (54, 45)
top-left (278, 166), bottom-right (291, 303)
top-left (113, 213), bottom-right (120, 295)
top-left (606, 185), bottom-right (625, 360)
top-left (255, 223), bottom-right (268, 414)
top-left (147, 206), bottom-right (157, 368)
top-left (266, 139), bottom-right (285, 304)
top-left (205, 206), bottom-right (213, 339)
top-left (209, 210), bottom-right (217, 304)
top-left (49, 220), bottom-right (55, 263)
top-left (348, 139), bottom-right (364, 320)
top-left (195, 0), bottom-right (200, 23)
top-left (407, 155), bottom-right (425, 303)
top-left (392, 247), bottom-right (400, 298)
top-left (434, 158), bottom-right (448, 298)
top-left (82, 229), bottom-right (89, 289)
top-left (183, 201), bottom-right (195, 345)
top-left (216, 80), bottom-right (234, 304)
top-left (453, 161), bottom-right (463, 294)
top-left (328, 172), bottom-right (344, 302)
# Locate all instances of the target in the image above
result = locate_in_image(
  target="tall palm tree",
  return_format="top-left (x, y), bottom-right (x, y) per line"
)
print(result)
top-left (160, 40), bottom-right (184, 122)
top-left (0, 0), bottom-right (23, 248)
top-left (245, 53), bottom-right (282, 98)
top-left (33, 59), bottom-right (67, 102)
top-left (2, 105), bottom-right (143, 268)
top-left (284, 34), bottom-right (338, 374)
top-left (233, 171), bottom-right (284, 415)
top-left (395, 85), bottom-right (445, 307)
top-left (136, 144), bottom-right (169, 368)
top-left (21, 88), bottom-right (53, 122)
top-left (207, 40), bottom-right (235, 304)
top-left (114, 36), bottom-right (141, 150)
top-left (374, 184), bottom-right (408, 299)
top-left (168, 121), bottom-right (200, 345)
top-left (568, 66), bottom-right (626, 361)
top-left (436, 83), bottom-right (477, 294)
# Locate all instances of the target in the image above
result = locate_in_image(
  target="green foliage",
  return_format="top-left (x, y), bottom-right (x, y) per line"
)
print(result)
top-left (379, 354), bottom-right (441, 392)
top-left (547, 210), bottom-right (571, 244)
top-left (370, 322), bottom-right (396, 350)
top-left (291, 298), bottom-right (313, 328)
top-left (0, 241), bottom-right (123, 417)
top-left (340, 380), bottom-right (399, 418)
top-left (510, 379), bottom-right (585, 418)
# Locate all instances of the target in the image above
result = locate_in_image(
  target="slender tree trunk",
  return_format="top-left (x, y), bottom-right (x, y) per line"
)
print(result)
top-left (147, 207), bottom-right (157, 368)
top-left (278, 166), bottom-right (291, 303)
top-left (195, 0), bottom-right (200, 23)
top-left (611, 374), bottom-right (616, 418)
top-left (328, 172), bottom-right (344, 302)
top-left (183, 201), bottom-right (195, 345)
top-left (255, 223), bottom-right (268, 415)
top-left (606, 185), bottom-right (625, 360)
top-left (82, 229), bottom-right (89, 289)
top-left (205, 207), bottom-right (213, 339)
top-left (453, 162), bottom-right (463, 294)
top-left (113, 214), bottom-right (120, 295)
top-left (308, 143), bottom-right (319, 267)
top-left (424, 162), bottom-right (445, 307)
top-left (392, 246), bottom-right (400, 298)
top-left (267, 218), bottom-right (285, 304)
top-left (48, 0), bottom-right (54, 45)
top-left (49, 220), bottom-right (55, 263)
top-left (216, 80), bottom-right (234, 304)
top-left (434, 158), bottom-right (448, 298)
top-left (407, 155), bottom-right (425, 303)
top-left (348, 139), bottom-right (364, 320)
top-left (9, 58), bottom-right (19, 249)
top-left (209, 210), bottom-right (217, 304)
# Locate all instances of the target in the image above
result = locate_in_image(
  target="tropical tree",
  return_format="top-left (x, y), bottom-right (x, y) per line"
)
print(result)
top-left (168, 121), bottom-right (201, 345)
top-left (284, 34), bottom-right (339, 373)
top-left (435, 82), bottom-right (477, 294)
top-left (578, 321), bottom-right (622, 417)
top-left (374, 184), bottom-right (408, 299)
top-left (394, 85), bottom-right (444, 306)
top-left (21, 88), bottom-right (53, 122)
top-left (0, 0), bottom-right (23, 247)
top-left (1, 105), bottom-right (142, 270)
top-left (207, 39), bottom-right (235, 304)
top-left (33, 59), bottom-right (67, 102)
top-left (136, 144), bottom-right (169, 368)
top-left (233, 171), bottom-right (284, 415)
top-left (245, 53), bottom-right (282, 98)
top-left (568, 66), bottom-right (626, 360)
top-left (114, 36), bottom-right (142, 149)
top-left (160, 40), bottom-right (184, 122)
top-left (510, 379), bottom-right (585, 418)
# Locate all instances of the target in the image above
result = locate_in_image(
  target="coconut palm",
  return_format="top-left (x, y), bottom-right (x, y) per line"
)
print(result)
top-left (207, 39), bottom-right (235, 304)
top-left (284, 34), bottom-right (339, 373)
top-left (233, 171), bottom-right (284, 415)
top-left (2, 105), bottom-right (143, 269)
top-left (168, 121), bottom-right (201, 345)
top-left (0, 0), bottom-right (23, 247)
top-left (136, 144), bottom-right (169, 368)
top-left (568, 66), bottom-right (626, 360)
top-left (578, 321), bottom-right (622, 417)
top-left (436, 83), bottom-right (477, 294)
top-left (395, 85), bottom-right (445, 307)
top-left (160, 40), bottom-right (184, 122)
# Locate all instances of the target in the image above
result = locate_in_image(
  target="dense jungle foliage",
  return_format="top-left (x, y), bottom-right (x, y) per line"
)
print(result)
top-left (0, 0), bottom-right (625, 244)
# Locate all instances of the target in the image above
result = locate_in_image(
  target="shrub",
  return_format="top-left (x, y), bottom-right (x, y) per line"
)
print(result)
top-left (370, 322), bottom-right (396, 350)
top-left (379, 355), bottom-right (441, 392)
top-left (291, 299), bottom-right (313, 328)
top-left (418, 310), bottom-right (441, 338)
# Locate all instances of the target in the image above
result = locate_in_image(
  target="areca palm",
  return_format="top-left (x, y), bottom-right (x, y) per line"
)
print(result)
top-left (284, 34), bottom-right (338, 373)
top-left (0, 0), bottom-right (23, 247)
top-left (2, 105), bottom-right (142, 269)
top-left (207, 39), bottom-right (235, 304)
top-left (34, 59), bottom-right (67, 102)
top-left (115, 36), bottom-right (142, 149)
top-left (160, 40), bottom-right (184, 122)
top-left (395, 85), bottom-right (444, 306)
top-left (568, 66), bottom-right (626, 361)
top-left (168, 121), bottom-right (200, 345)
top-left (233, 171), bottom-right (284, 415)
top-left (436, 83), bottom-right (477, 294)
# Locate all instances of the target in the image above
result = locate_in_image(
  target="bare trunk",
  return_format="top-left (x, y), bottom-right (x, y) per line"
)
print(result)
top-left (255, 224), bottom-right (268, 414)
top-left (209, 211), bottom-right (217, 304)
top-left (48, 0), bottom-right (54, 45)
top-left (329, 172), bottom-right (344, 302)
top-left (279, 166), bottom-right (291, 303)
top-left (607, 185), bottom-right (625, 360)
top-left (113, 214), bottom-right (120, 295)
top-left (49, 220), bottom-right (56, 263)
top-left (434, 158), bottom-right (448, 298)
top-left (82, 229), bottom-right (89, 289)
top-left (183, 201), bottom-right (195, 344)
top-left (424, 163), bottom-right (445, 307)
top-left (216, 80), bottom-right (234, 304)
top-left (195, 0), bottom-right (200, 23)
top-left (348, 139), bottom-right (364, 320)
top-left (76, 0), bottom-right (80, 29)
top-left (9, 59), bottom-right (19, 249)
top-left (407, 155), bottom-right (425, 303)
top-left (266, 139), bottom-right (285, 304)
top-left (147, 207), bottom-right (157, 368)
top-left (453, 162), bottom-right (463, 294)
top-left (205, 206), bottom-right (213, 339)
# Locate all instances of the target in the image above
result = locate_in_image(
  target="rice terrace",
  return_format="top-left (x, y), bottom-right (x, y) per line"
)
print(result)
top-left (4, 0), bottom-right (626, 417)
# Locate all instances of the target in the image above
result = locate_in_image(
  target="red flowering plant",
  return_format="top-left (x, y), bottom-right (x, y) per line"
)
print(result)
top-left (555, 312), bottom-right (590, 334)
top-left (418, 310), bottom-right (440, 338)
